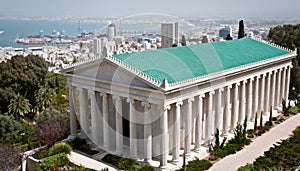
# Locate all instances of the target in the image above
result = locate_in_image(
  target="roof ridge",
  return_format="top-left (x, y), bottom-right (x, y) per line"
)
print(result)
top-left (105, 55), bottom-right (162, 87)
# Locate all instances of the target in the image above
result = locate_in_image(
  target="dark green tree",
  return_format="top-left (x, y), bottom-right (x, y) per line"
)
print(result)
top-left (0, 55), bottom-right (48, 114)
top-left (181, 35), bottom-right (187, 46)
top-left (254, 112), bottom-right (258, 130)
top-left (238, 20), bottom-right (245, 39)
top-left (226, 34), bottom-right (233, 40)
top-left (268, 24), bottom-right (300, 98)
top-left (0, 114), bottom-right (21, 143)
top-left (260, 111), bottom-right (263, 128)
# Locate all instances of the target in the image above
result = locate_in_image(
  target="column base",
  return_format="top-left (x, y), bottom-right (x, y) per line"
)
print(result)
top-left (159, 165), bottom-right (167, 170)
top-left (67, 135), bottom-right (76, 140)
top-left (143, 158), bottom-right (152, 164)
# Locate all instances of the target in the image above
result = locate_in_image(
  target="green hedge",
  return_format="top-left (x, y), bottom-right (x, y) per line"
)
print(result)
top-left (67, 137), bottom-right (98, 155)
top-left (40, 153), bottom-right (69, 170)
top-left (102, 154), bottom-right (136, 170)
top-left (48, 142), bottom-right (72, 156)
top-left (185, 159), bottom-right (212, 171)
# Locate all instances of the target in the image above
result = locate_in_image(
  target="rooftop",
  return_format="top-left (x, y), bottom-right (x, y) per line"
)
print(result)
top-left (113, 38), bottom-right (291, 84)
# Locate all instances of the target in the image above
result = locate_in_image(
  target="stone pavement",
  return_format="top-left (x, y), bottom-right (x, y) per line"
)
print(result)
top-left (68, 151), bottom-right (117, 171)
top-left (208, 113), bottom-right (300, 171)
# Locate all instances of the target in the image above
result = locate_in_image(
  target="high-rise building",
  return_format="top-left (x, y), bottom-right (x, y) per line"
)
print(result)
top-left (108, 23), bottom-right (116, 41)
top-left (219, 26), bottom-right (232, 39)
top-left (93, 38), bottom-right (101, 55)
top-left (161, 22), bottom-right (179, 48)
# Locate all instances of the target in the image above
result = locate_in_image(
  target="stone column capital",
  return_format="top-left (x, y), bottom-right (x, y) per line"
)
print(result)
top-left (188, 97), bottom-right (195, 103)
top-left (198, 94), bottom-right (205, 99)
top-left (100, 92), bottom-right (107, 97)
top-left (236, 82), bottom-right (241, 87)
top-left (141, 101), bottom-right (151, 108)
top-left (242, 80), bottom-right (247, 84)
top-left (157, 104), bottom-right (171, 111)
top-left (176, 101), bottom-right (183, 107)
top-left (249, 77), bottom-right (255, 82)
top-left (209, 90), bottom-right (215, 96)
top-left (126, 98), bottom-right (135, 104)
top-left (112, 95), bottom-right (121, 101)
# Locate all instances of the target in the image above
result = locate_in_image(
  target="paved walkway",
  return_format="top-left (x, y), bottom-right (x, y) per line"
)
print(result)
top-left (68, 151), bottom-right (117, 171)
top-left (209, 114), bottom-right (300, 171)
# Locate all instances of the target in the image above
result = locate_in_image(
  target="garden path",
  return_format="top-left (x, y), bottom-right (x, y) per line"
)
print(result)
top-left (208, 113), bottom-right (300, 171)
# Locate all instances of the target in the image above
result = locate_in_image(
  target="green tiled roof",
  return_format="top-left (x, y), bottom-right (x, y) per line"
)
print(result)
top-left (113, 38), bottom-right (290, 84)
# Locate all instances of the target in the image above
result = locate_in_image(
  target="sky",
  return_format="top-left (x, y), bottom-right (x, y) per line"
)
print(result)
top-left (1, 0), bottom-right (300, 19)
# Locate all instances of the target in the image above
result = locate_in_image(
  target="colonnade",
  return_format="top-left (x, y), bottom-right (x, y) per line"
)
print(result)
top-left (68, 65), bottom-right (291, 169)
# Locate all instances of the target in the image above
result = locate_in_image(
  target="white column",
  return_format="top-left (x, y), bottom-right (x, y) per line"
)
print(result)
top-left (195, 94), bottom-right (204, 150)
top-left (185, 97), bottom-right (194, 156)
top-left (275, 69), bottom-right (282, 108)
top-left (239, 80), bottom-right (246, 124)
top-left (114, 95), bottom-right (123, 154)
top-left (206, 91), bottom-right (214, 142)
top-left (281, 67), bottom-right (287, 102)
top-left (69, 87), bottom-right (77, 138)
top-left (127, 98), bottom-right (137, 158)
top-left (173, 101), bottom-right (182, 162)
top-left (285, 66), bottom-right (291, 101)
top-left (79, 88), bottom-right (88, 138)
top-left (258, 74), bottom-right (266, 114)
top-left (101, 93), bottom-right (110, 149)
top-left (142, 102), bottom-right (152, 163)
top-left (160, 105), bottom-right (170, 170)
top-left (91, 91), bottom-right (100, 145)
top-left (215, 89), bottom-right (223, 131)
top-left (231, 83), bottom-right (239, 131)
top-left (223, 85), bottom-right (231, 135)
top-left (265, 72), bottom-right (271, 113)
top-left (252, 76), bottom-right (260, 120)
top-left (246, 78), bottom-right (253, 122)
top-left (270, 71), bottom-right (277, 109)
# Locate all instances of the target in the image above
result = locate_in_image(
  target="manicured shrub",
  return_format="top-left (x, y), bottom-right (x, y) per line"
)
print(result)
top-left (129, 164), bottom-right (155, 171)
top-left (67, 137), bottom-right (98, 155)
top-left (288, 106), bottom-right (298, 114)
top-left (237, 163), bottom-right (254, 171)
top-left (102, 154), bottom-right (122, 167)
top-left (48, 142), bottom-right (72, 156)
top-left (117, 158), bottom-right (136, 170)
top-left (40, 153), bottom-right (69, 170)
top-left (185, 158), bottom-right (212, 171)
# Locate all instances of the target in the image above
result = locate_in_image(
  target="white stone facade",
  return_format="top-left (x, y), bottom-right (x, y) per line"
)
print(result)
top-left (63, 40), bottom-right (296, 169)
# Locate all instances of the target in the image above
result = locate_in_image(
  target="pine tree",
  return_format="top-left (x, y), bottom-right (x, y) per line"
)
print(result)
top-left (238, 20), bottom-right (245, 39)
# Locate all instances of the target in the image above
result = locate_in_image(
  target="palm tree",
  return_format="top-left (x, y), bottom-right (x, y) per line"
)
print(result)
top-left (35, 86), bottom-right (55, 112)
top-left (8, 93), bottom-right (31, 118)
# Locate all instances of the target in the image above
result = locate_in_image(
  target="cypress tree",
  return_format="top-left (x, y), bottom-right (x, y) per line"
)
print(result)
top-left (181, 35), bottom-right (187, 46)
top-left (238, 20), bottom-right (245, 39)
top-left (269, 107), bottom-right (273, 126)
top-left (254, 112), bottom-right (258, 130)
top-left (260, 111), bottom-right (263, 128)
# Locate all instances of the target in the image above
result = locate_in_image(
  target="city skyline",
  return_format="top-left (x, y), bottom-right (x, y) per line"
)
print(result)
top-left (1, 0), bottom-right (300, 19)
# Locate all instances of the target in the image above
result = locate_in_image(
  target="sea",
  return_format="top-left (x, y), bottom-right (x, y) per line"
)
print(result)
top-left (0, 20), bottom-right (107, 48)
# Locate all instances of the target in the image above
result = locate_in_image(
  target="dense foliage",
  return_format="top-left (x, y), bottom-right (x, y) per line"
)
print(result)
top-left (0, 114), bottom-right (21, 143)
top-left (268, 24), bottom-right (300, 99)
top-left (239, 126), bottom-right (300, 170)
top-left (0, 55), bottom-right (48, 114)
top-left (48, 142), bottom-right (72, 156)
top-left (180, 158), bottom-right (212, 171)
top-left (0, 144), bottom-right (22, 170)
top-left (238, 20), bottom-right (245, 39)
top-left (67, 137), bottom-right (98, 155)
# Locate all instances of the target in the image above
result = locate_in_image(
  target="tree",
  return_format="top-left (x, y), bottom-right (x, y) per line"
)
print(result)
top-left (238, 20), bottom-right (245, 39)
top-left (0, 114), bottom-right (21, 143)
top-left (0, 144), bottom-right (22, 171)
top-left (181, 35), bottom-right (187, 46)
top-left (268, 24), bottom-right (300, 98)
top-left (226, 34), bottom-right (233, 40)
top-left (34, 107), bottom-right (69, 146)
top-left (8, 94), bottom-right (31, 118)
top-left (0, 55), bottom-right (48, 114)
top-left (35, 85), bottom-right (55, 112)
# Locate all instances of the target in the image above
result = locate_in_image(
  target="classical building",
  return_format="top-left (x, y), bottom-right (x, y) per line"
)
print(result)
top-left (61, 38), bottom-right (296, 169)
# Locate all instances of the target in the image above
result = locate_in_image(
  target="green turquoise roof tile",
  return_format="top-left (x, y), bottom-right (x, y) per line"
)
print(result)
top-left (113, 38), bottom-right (290, 84)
